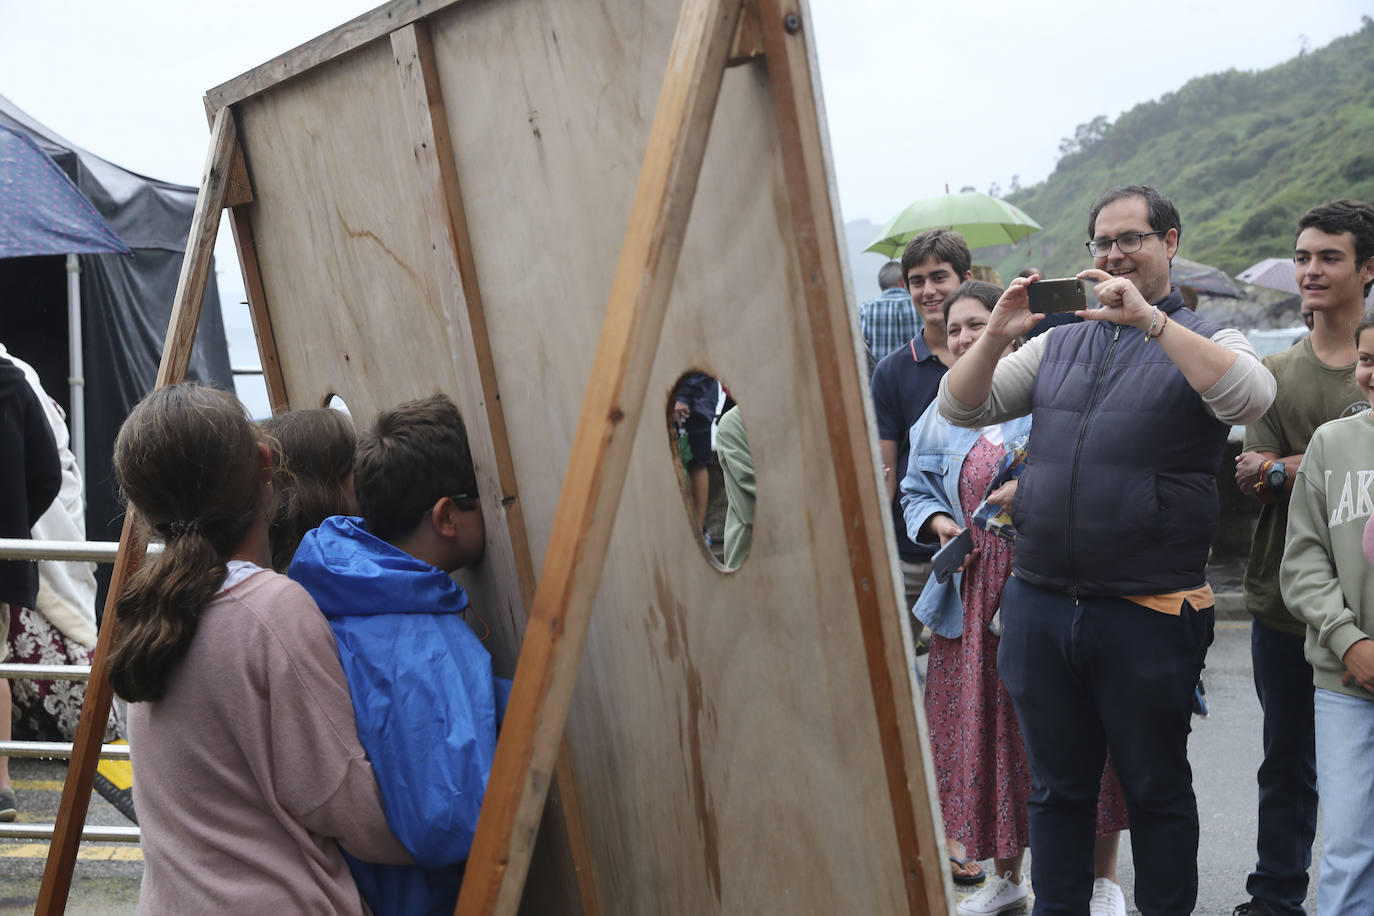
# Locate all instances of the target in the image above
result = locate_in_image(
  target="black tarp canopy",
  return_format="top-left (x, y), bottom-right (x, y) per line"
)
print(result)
top-left (0, 93), bottom-right (233, 603)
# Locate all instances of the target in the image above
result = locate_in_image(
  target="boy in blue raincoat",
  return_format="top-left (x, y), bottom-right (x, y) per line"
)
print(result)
top-left (290, 394), bottom-right (508, 915)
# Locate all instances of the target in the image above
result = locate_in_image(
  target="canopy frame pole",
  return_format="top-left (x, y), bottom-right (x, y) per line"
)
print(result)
top-left (64, 253), bottom-right (85, 495)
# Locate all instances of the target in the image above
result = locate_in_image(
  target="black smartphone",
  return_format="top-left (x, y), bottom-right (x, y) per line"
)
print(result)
top-left (1027, 278), bottom-right (1086, 314)
top-left (931, 528), bottom-right (974, 584)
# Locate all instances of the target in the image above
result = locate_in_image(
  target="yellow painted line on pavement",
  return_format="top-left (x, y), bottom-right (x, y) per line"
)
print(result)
top-left (12, 779), bottom-right (65, 792)
top-left (0, 843), bottom-right (142, 861)
top-left (98, 754), bottom-right (134, 791)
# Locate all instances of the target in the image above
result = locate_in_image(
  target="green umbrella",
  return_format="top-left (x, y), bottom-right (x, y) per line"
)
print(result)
top-left (865, 191), bottom-right (1042, 257)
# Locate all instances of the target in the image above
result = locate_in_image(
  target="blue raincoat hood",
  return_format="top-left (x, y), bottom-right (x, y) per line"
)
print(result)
top-left (290, 516), bottom-right (506, 915)
top-left (291, 515), bottom-right (470, 621)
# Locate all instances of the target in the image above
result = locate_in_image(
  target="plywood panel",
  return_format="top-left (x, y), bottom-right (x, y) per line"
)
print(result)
top-left (421, 2), bottom-right (915, 910)
top-left (211, 0), bottom-right (943, 911)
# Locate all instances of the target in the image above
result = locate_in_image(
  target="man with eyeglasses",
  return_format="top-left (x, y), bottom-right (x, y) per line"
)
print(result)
top-left (938, 185), bottom-right (1276, 914)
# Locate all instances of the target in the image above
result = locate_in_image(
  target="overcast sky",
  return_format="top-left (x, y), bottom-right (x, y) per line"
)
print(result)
top-left (1, 0), bottom-right (1369, 407)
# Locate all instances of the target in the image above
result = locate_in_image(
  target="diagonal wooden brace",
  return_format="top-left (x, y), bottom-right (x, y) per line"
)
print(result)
top-left (453, 0), bottom-right (746, 912)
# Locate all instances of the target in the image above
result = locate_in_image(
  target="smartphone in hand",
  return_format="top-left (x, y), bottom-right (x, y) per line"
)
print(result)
top-left (1026, 278), bottom-right (1086, 314)
top-left (932, 528), bottom-right (974, 584)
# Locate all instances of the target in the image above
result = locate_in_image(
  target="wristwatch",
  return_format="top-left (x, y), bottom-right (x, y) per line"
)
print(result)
top-left (1264, 460), bottom-right (1288, 491)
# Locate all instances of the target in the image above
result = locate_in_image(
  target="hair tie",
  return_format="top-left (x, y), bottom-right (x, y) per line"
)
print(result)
top-left (167, 519), bottom-right (201, 539)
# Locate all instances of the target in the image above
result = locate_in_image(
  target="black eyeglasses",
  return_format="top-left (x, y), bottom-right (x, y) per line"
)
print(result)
top-left (450, 492), bottom-right (479, 511)
top-left (1085, 230), bottom-right (1166, 257)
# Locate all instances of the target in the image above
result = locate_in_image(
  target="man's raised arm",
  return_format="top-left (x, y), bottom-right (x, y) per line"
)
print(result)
top-left (940, 275), bottom-right (1043, 427)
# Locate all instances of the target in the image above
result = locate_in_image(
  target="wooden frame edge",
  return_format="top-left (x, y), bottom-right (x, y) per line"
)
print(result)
top-left (756, 0), bottom-right (949, 911)
top-left (389, 21), bottom-right (600, 914)
top-left (205, 0), bottom-right (460, 115)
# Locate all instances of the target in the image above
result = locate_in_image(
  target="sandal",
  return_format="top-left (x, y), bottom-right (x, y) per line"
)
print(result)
top-left (949, 854), bottom-right (986, 886)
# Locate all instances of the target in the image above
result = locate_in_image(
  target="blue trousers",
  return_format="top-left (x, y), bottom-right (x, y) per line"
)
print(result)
top-left (998, 577), bottom-right (1213, 915)
top-left (1247, 620), bottom-right (1317, 915)
top-left (1314, 688), bottom-right (1374, 915)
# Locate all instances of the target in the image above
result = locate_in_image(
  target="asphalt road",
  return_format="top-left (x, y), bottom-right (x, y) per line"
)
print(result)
top-left (950, 619), bottom-right (1319, 915)
top-left (0, 759), bottom-right (140, 914)
top-left (0, 621), bottom-right (1317, 914)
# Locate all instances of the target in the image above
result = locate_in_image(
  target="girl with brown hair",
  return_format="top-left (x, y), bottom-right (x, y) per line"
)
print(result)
top-left (110, 383), bottom-right (407, 913)
top-left (258, 407), bottom-right (358, 572)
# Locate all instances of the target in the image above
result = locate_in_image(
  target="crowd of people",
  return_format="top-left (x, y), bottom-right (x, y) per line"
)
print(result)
top-left (859, 187), bottom-right (1374, 915)
top-left (2, 184), bottom-right (1371, 916)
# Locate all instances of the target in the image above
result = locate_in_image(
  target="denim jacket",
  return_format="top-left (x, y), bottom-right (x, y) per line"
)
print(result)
top-left (899, 402), bottom-right (1032, 638)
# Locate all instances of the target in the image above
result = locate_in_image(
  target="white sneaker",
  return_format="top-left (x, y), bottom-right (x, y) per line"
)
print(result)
top-left (1089, 877), bottom-right (1126, 916)
top-left (957, 872), bottom-right (1029, 915)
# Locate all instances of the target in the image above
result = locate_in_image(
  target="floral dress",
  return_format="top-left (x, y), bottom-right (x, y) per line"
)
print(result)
top-left (8, 605), bottom-right (119, 742)
top-left (923, 434), bottom-right (1129, 860)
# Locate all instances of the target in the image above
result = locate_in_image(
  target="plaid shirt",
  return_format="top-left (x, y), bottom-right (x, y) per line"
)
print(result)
top-left (858, 286), bottom-right (920, 377)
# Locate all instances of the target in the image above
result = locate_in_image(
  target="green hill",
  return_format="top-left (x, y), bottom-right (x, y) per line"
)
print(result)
top-left (996, 16), bottom-right (1374, 281)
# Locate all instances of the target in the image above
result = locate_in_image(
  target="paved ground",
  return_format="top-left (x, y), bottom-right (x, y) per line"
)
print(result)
top-left (951, 619), bottom-right (1319, 914)
top-left (0, 620), bottom-right (1318, 913)
top-left (0, 760), bottom-right (140, 914)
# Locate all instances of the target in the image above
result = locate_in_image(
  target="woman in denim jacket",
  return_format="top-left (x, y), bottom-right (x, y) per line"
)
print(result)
top-left (900, 282), bottom-right (1129, 916)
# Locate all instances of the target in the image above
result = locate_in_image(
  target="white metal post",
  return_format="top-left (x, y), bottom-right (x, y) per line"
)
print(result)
top-left (65, 253), bottom-right (85, 496)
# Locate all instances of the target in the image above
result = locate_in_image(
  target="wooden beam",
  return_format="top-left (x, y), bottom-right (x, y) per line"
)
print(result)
top-left (155, 109), bottom-right (241, 389)
top-left (453, 0), bottom-right (744, 911)
top-left (727, 0), bottom-right (764, 66)
top-left (36, 105), bottom-right (241, 916)
top-left (225, 142), bottom-right (254, 208)
top-left (227, 207), bottom-right (290, 414)
top-left (390, 21), bottom-right (535, 609)
top-left (201, 95), bottom-right (289, 414)
top-left (205, 0), bottom-right (459, 114)
top-left (755, 1), bottom-right (950, 911)
top-left (389, 21), bottom-right (598, 914)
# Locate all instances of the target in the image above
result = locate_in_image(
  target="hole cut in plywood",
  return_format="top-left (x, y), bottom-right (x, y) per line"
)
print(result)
top-left (323, 392), bottom-right (353, 415)
top-left (666, 370), bottom-right (750, 570)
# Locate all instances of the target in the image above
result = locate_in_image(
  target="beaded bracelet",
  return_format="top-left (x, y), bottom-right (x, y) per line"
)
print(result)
top-left (1151, 310), bottom-right (1170, 341)
top-left (1146, 308), bottom-right (1170, 341)
top-left (1144, 305), bottom-right (1160, 339)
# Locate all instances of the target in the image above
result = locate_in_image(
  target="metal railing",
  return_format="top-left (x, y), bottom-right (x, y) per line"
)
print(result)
top-left (2, 824), bottom-right (140, 843)
top-left (0, 537), bottom-right (141, 843)
top-left (0, 538), bottom-right (161, 563)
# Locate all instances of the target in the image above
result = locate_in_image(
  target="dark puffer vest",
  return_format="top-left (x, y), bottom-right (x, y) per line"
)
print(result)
top-left (1010, 288), bottom-right (1229, 597)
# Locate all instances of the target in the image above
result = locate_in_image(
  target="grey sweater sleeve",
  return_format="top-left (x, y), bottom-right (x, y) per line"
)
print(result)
top-left (937, 331), bottom-right (1047, 427)
top-left (1200, 328), bottom-right (1275, 425)
top-left (939, 324), bottom-right (1274, 427)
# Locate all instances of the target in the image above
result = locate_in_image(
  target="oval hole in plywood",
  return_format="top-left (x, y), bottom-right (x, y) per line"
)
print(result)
top-left (666, 372), bottom-right (751, 571)
top-left (323, 392), bottom-right (352, 415)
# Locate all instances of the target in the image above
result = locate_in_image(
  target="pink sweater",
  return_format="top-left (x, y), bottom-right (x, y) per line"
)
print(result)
top-left (128, 570), bottom-right (409, 914)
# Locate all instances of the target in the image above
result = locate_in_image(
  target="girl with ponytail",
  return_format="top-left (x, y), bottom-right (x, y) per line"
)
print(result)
top-left (111, 383), bottom-right (408, 913)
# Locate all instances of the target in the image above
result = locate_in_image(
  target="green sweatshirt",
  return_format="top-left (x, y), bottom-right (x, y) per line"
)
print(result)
top-left (1281, 410), bottom-right (1374, 700)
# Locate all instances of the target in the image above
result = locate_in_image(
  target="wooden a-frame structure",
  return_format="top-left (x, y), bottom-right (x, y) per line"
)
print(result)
top-left (38, 0), bottom-right (953, 912)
